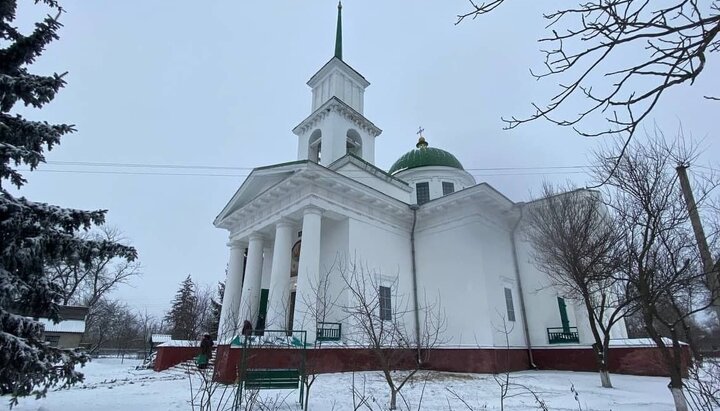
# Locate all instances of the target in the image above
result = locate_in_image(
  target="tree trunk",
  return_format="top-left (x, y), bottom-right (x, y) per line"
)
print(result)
top-left (583, 294), bottom-right (613, 389)
top-left (390, 388), bottom-right (397, 410)
top-left (303, 379), bottom-right (312, 411)
top-left (599, 370), bottom-right (612, 388)
top-left (599, 339), bottom-right (613, 388)
top-left (669, 387), bottom-right (689, 411)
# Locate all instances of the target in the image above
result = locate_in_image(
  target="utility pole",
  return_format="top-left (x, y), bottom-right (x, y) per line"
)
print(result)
top-left (676, 165), bottom-right (720, 323)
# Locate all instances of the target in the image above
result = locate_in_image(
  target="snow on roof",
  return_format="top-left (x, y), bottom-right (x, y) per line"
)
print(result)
top-left (158, 340), bottom-right (200, 347)
top-left (37, 318), bottom-right (86, 334)
top-left (151, 334), bottom-right (172, 343)
top-left (610, 337), bottom-right (687, 347)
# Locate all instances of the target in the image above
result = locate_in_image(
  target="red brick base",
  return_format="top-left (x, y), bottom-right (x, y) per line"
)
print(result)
top-left (153, 344), bottom-right (688, 382)
top-left (154, 345), bottom-right (199, 372)
top-left (532, 346), bottom-right (690, 377)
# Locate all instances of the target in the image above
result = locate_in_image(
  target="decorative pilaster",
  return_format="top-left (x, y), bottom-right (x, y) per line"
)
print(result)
top-left (217, 240), bottom-right (246, 342)
top-left (267, 219), bottom-right (295, 330)
top-left (293, 207), bottom-right (323, 342)
top-left (239, 233), bottom-right (265, 329)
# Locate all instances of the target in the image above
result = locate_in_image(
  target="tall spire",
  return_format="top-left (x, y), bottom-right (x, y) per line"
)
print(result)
top-left (334, 1), bottom-right (343, 60)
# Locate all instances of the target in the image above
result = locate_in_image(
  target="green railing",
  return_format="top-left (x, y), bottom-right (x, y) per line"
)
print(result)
top-left (316, 322), bottom-right (342, 341)
top-left (547, 327), bottom-right (579, 344)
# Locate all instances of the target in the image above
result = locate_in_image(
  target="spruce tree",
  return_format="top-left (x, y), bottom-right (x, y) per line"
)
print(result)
top-left (0, 1), bottom-right (137, 405)
top-left (165, 275), bottom-right (198, 340)
top-left (208, 281), bottom-right (224, 339)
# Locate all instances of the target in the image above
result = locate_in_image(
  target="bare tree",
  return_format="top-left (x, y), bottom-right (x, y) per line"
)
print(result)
top-left (46, 225), bottom-right (141, 307)
top-left (525, 183), bottom-right (632, 388)
top-left (193, 284), bottom-right (215, 337)
top-left (457, 0), bottom-right (719, 178)
top-left (84, 298), bottom-right (143, 355)
top-left (339, 257), bottom-right (446, 410)
top-left (595, 134), bottom-right (720, 411)
top-left (137, 309), bottom-right (160, 359)
top-left (297, 255), bottom-right (344, 411)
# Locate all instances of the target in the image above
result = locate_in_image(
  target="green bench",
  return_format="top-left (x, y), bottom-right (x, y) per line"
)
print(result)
top-left (242, 368), bottom-right (301, 390)
top-left (238, 368), bottom-right (305, 407)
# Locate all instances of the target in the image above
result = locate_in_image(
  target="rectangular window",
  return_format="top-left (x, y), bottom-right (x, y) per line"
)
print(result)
top-left (379, 286), bottom-right (392, 321)
top-left (504, 288), bottom-right (516, 322)
top-left (416, 182), bottom-right (430, 205)
top-left (442, 182), bottom-right (455, 195)
top-left (45, 335), bottom-right (60, 347)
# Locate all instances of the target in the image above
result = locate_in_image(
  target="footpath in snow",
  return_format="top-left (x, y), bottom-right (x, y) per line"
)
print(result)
top-left (6, 358), bottom-right (678, 410)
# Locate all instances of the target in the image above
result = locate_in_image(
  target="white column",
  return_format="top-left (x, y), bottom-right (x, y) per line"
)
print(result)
top-left (267, 219), bottom-right (295, 330)
top-left (294, 207), bottom-right (323, 343)
top-left (239, 233), bottom-right (264, 329)
top-left (217, 240), bottom-right (246, 342)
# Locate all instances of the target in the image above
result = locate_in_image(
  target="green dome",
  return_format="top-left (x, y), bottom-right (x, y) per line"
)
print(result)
top-left (388, 137), bottom-right (464, 175)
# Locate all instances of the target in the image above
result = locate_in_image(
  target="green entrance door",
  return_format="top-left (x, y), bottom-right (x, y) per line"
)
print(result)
top-left (557, 297), bottom-right (570, 333)
top-left (256, 289), bottom-right (269, 334)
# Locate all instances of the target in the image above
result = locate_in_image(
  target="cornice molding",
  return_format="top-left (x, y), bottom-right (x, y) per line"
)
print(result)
top-left (292, 97), bottom-right (382, 137)
top-left (224, 177), bottom-right (413, 240)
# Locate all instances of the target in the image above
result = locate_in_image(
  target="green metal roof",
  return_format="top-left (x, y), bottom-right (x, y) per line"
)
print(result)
top-left (388, 137), bottom-right (464, 175)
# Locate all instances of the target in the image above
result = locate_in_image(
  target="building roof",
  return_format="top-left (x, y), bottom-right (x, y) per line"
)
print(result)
top-left (151, 334), bottom-right (173, 343)
top-left (57, 305), bottom-right (89, 321)
top-left (388, 137), bottom-right (464, 175)
top-left (38, 318), bottom-right (86, 334)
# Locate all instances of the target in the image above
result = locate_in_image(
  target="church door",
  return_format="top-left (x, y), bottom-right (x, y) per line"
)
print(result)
top-left (557, 297), bottom-right (570, 333)
top-left (256, 289), bottom-right (269, 335)
top-left (287, 291), bottom-right (297, 334)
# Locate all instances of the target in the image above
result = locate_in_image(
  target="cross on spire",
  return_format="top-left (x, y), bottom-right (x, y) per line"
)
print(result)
top-left (416, 126), bottom-right (428, 148)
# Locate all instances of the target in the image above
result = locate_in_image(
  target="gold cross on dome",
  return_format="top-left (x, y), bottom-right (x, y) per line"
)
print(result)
top-left (417, 126), bottom-right (425, 138)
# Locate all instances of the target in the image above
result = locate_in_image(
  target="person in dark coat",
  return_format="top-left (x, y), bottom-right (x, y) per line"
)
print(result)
top-left (197, 333), bottom-right (213, 369)
top-left (241, 320), bottom-right (253, 337)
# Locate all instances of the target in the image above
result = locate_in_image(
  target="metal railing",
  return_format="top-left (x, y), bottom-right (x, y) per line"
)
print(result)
top-left (547, 327), bottom-right (579, 344)
top-left (316, 322), bottom-right (342, 341)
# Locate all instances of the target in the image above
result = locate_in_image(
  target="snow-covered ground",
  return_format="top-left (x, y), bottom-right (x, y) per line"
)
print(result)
top-left (6, 358), bottom-right (679, 410)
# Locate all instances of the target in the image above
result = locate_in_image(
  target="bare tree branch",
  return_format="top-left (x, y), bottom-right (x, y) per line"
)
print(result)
top-left (457, 0), bottom-right (720, 170)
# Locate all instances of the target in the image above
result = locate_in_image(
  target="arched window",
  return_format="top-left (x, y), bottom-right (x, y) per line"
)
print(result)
top-left (346, 129), bottom-right (362, 157)
top-left (308, 129), bottom-right (322, 162)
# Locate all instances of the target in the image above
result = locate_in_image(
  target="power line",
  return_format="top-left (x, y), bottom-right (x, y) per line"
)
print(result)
top-left (46, 160), bottom-right (255, 171)
top-left (44, 159), bottom-right (590, 172)
top-left (25, 169), bottom-right (247, 178)
top-left (22, 168), bottom-right (590, 179)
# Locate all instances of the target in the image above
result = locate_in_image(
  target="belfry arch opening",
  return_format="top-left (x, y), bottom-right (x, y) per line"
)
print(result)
top-left (308, 129), bottom-right (322, 162)
top-left (346, 129), bottom-right (362, 157)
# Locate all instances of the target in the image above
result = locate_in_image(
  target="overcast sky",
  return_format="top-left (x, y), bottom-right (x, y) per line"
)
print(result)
top-left (11, 1), bottom-right (719, 317)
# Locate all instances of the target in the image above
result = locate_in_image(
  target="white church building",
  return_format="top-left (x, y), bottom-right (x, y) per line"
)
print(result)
top-left (214, 3), bottom-right (628, 354)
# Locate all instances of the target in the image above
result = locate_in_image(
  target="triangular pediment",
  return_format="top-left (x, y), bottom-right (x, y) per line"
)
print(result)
top-left (214, 161), bottom-right (308, 226)
top-left (307, 57), bottom-right (369, 88)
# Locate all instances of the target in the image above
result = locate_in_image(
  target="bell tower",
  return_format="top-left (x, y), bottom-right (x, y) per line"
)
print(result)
top-left (293, 2), bottom-right (382, 166)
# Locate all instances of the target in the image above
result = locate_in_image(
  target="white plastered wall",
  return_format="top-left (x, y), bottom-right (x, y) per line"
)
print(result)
top-left (345, 218), bottom-right (414, 343)
top-left (415, 216), bottom-right (497, 347)
top-left (318, 218), bottom-right (349, 325)
top-left (514, 234), bottom-right (594, 347)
